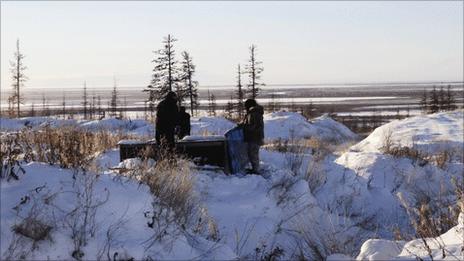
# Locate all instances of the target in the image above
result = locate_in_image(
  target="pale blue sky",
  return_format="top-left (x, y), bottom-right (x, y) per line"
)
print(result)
top-left (1, 1), bottom-right (463, 89)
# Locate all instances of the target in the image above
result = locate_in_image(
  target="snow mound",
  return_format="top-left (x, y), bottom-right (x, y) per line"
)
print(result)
top-left (190, 116), bottom-right (236, 136)
top-left (80, 118), bottom-right (154, 136)
top-left (0, 117), bottom-right (154, 136)
top-left (352, 110), bottom-right (464, 156)
top-left (264, 111), bottom-right (358, 143)
top-left (324, 111), bottom-right (464, 247)
top-left (0, 117), bottom-right (76, 131)
top-left (356, 212), bottom-right (464, 260)
top-left (0, 162), bottom-right (236, 260)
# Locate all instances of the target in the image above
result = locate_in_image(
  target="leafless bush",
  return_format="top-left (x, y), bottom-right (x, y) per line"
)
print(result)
top-left (268, 174), bottom-right (301, 206)
top-left (233, 221), bottom-right (258, 257)
top-left (380, 129), bottom-right (457, 170)
top-left (303, 138), bottom-right (331, 193)
top-left (266, 138), bottom-right (290, 153)
top-left (64, 172), bottom-right (109, 260)
top-left (12, 218), bottom-right (52, 242)
top-left (138, 152), bottom-right (198, 249)
top-left (4, 185), bottom-right (57, 260)
top-left (305, 157), bottom-right (326, 193)
top-left (397, 177), bottom-right (463, 260)
top-left (96, 215), bottom-right (128, 261)
top-left (1, 125), bottom-right (135, 176)
top-left (254, 244), bottom-right (284, 261)
top-left (192, 207), bottom-right (220, 242)
top-left (0, 133), bottom-right (26, 180)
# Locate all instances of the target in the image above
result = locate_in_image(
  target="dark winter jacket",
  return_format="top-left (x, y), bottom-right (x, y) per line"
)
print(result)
top-left (178, 111), bottom-right (191, 140)
top-left (155, 98), bottom-right (179, 146)
top-left (243, 105), bottom-right (264, 145)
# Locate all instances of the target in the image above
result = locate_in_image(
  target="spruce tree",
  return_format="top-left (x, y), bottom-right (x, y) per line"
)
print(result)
top-left (429, 86), bottom-right (439, 113)
top-left (90, 92), bottom-right (97, 120)
top-left (419, 88), bottom-right (428, 114)
top-left (10, 39), bottom-right (28, 118)
top-left (42, 94), bottom-right (50, 116)
top-left (62, 93), bottom-right (66, 119)
top-left (245, 45), bottom-right (264, 99)
top-left (438, 86), bottom-right (446, 111)
top-left (82, 81), bottom-right (88, 119)
top-left (7, 96), bottom-right (15, 118)
top-left (145, 34), bottom-right (180, 106)
top-left (268, 92), bottom-right (277, 113)
top-left (225, 96), bottom-right (235, 120)
top-left (97, 95), bottom-right (102, 119)
top-left (110, 83), bottom-right (118, 118)
top-left (446, 85), bottom-right (457, 111)
top-left (180, 51), bottom-right (199, 115)
top-left (207, 90), bottom-right (217, 116)
top-left (235, 64), bottom-right (245, 118)
top-left (30, 103), bottom-right (35, 117)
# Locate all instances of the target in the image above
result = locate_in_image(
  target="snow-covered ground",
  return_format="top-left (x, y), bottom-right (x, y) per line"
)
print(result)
top-left (264, 111), bottom-right (358, 143)
top-left (356, 213), bottom-right (464, 260)
top-left (1, 110), bottom-right (463, 260)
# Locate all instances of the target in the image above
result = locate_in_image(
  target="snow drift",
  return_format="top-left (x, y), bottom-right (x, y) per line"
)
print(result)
top-left (264, 111), bottom-right (358, 143)
top-left (351, 110), bottom-right (464, 156)
top-left (1, 111), bottom-right (462, 260)
top-left (356, 213), bottom-right (464, 260)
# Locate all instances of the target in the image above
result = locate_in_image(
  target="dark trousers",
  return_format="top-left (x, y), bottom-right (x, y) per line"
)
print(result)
top-left (247, 142), bottom-right (261, 173)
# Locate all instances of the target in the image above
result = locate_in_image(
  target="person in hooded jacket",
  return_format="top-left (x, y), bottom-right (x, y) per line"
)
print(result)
top-left (177, 106), bottom-right (191, 140)
top-left (155, 91), bottom-right (179, 148)
top-left (241, 99), bottom-right (264, 174)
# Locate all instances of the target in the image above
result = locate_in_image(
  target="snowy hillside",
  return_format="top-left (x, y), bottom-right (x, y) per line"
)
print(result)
top-left (1, 112), bottom-right (358, 144)
top-left (1, 111), bottom-right (463, 260)
top-left (356, 213), bottom-right (464, 260)
top-left (264, 111), bottom-right (358, 143)
top-left (352, 110), bottom-right (464, 156)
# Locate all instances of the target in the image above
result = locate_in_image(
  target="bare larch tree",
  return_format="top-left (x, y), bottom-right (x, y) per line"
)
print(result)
top-left (235, 64), bottom-right (244, 119)
top-left (82, 82), bottom-right (88, 119)
top-left (9, 39), bottom-right (28, 118)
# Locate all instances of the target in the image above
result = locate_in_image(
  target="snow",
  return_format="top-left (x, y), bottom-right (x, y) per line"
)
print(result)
top-left (356, 239), bottom-right (405, 260)
top-left (351, 110), bottom-right (464, 156)
top-left (199, 96), bottom-right (400, 105)
top-left (356, 213), bottom-right (464, 260)
top-left (0, 162), bottom-right (236, 260)
top-left (264, 111), bottom-right (358, 143)
top-left (190, 116), bottom-right (236, 136)
top-left (2, 111), bottom-right (463, 259)
top-left (0, 117), bottom-right (154, 137)
top-left (180, 135), bottom-right (225, 142)
top-left (118, 139), bottom-right (148, 145)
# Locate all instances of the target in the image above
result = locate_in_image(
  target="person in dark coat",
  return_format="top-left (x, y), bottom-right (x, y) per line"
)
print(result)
top-left (177, 106), bottom-right (191, 140)
top-left (155, 91), bottom-right (179, 148)
top-left (241, 99), bottom-right (264, 173)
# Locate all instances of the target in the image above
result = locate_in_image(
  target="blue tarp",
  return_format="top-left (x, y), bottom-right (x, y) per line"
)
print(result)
top-left (225, 126), bottom-right (249, 174)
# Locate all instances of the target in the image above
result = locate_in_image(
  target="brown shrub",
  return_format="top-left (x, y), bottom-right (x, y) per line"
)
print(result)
top-left (1, 125), bottom-right (135, 172)
top-left (12, 218), bottom-right (52, 242)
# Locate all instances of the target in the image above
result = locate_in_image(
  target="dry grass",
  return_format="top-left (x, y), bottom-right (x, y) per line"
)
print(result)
top-left (0, 133), bottom-right (26, 180)
top-left (1, 125), bottom-right (135, 173)
top-left (128, 150), bottom-right (200, 248)
top-left (380, 129), bottom-right (457, 169)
